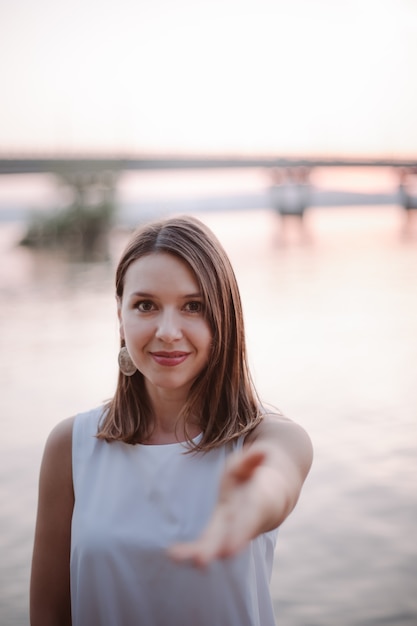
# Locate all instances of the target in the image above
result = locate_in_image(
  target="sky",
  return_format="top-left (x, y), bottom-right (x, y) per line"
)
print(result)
top-left (1, 0), bottom-right (417, 157)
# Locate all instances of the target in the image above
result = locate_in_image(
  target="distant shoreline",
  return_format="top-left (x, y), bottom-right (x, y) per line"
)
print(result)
top-left (0, 188), bottom-right (402, 225)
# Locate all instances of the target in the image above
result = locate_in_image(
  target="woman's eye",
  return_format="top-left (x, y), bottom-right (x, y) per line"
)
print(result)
top-left (185, 301), bottom-right (203, 313)
top-left (136, 300), bottom-right (155, 312)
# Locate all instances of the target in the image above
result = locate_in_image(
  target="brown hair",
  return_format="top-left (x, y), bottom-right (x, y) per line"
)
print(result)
top-left (97, 215), bottom-right (263, 450)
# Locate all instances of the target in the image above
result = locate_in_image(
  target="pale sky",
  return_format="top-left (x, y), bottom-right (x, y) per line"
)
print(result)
top-left (1, 0), bottom-right (417, 157)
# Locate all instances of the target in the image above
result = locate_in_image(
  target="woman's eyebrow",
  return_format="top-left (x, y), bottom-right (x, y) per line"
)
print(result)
top-left (129, 291), bottom-right (154, 298)
top-left (128, 291), bottom-right (203, 299)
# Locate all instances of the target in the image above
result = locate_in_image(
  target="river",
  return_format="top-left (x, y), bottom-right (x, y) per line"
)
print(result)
top-left (0, 201), bottom-right (416, 625)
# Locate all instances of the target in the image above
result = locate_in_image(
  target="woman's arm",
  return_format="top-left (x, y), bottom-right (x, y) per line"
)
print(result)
top-left (168, 413), bottom-right (313, 568)
top-left (30, 417), bottom-right (74, 626)
top-left (242, 413), bottom-right (313, 533)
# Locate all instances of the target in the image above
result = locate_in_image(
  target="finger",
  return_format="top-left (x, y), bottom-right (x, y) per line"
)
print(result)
top-left (168, 511), bottom-right (250, 568)
top-left (167, 540), bottom-right (216, 569)
top-left (168, 541), bottom-right (239, 568)
top-left (228, 449), bottom-right (266, 482)
top-left (168, 514), bottom-right (234, 568)
top-left (167, 541), bottom-right (200, 563)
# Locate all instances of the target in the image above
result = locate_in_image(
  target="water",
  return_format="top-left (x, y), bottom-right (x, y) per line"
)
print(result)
top-left (1, 204), bottom-right (416, 625)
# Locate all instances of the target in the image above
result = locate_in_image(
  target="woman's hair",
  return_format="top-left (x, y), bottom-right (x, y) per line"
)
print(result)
top-left (97, 214), bottom-right (263, 450)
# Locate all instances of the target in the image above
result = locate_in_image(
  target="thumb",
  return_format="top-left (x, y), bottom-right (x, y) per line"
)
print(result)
top-left (228, 448), bottom-right (266, 483)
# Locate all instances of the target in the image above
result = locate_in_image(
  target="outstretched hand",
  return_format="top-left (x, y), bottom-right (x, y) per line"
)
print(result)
top-left (167, 447), bottom-right (267, 568)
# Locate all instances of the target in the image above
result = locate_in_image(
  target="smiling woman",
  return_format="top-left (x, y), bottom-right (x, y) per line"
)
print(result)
top-left (30, 215), bottom-right (313, 626)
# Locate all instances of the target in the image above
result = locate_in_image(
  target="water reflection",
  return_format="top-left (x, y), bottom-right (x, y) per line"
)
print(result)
top-left (1, 207), bottom-right (416, 625)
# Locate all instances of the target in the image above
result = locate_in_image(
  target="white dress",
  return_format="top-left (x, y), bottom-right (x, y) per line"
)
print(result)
top-left (70, 406), bottom-right (279, 626)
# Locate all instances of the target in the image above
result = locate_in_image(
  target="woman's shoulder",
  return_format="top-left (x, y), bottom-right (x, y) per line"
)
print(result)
top-left (44, 416), bottom-right (75, 454)
top-left (249, 407), bottom-right (294, 433)
top-left (245, 410), bottom-right (313, 467)
top-left (45, 405), bottom-right (106, 453)
top-left (39, 417), bottom-right (75, 493)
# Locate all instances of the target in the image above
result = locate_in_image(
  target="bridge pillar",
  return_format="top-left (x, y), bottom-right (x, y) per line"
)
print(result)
top-left (396, 166), bottom-right (417, 237)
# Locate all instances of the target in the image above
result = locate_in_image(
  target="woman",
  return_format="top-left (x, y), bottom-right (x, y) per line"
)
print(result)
top-left (30, 215), bottom-right (313, 626)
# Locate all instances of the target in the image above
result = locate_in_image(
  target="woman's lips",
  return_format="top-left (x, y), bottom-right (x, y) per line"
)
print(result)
top-left (150, 351), bottom-right (190, 366)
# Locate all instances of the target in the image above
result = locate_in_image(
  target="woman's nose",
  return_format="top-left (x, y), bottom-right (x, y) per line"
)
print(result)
top-left (155, 310), bottom-right (182, 342)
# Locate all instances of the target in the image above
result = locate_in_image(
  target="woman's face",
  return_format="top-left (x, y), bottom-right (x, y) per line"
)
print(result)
top-left (118, 252), bottom-right (212, 401)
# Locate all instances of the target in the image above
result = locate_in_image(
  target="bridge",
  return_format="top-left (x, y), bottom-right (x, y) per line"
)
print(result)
top-left (1, 154), bottom-right (417, 175)
top-left (2, 153), bottom-right (416, 258)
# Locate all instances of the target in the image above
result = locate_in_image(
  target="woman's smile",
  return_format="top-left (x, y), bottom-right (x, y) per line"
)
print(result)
top-left (150, 351), bottom-right (191, 367)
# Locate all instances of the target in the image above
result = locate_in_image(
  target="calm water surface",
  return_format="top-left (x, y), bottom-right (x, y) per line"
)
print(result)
top-left (0, 205), bottom-right (416, 625)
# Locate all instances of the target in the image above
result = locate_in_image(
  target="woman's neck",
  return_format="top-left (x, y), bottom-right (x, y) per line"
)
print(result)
top-left (144, 386), bottom-right (201, 444)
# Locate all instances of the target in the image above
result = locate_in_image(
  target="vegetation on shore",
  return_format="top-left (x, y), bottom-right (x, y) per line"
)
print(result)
top-left (20, 170), bottom-right (118, 261)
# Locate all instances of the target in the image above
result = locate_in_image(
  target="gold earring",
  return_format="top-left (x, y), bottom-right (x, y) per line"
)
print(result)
top-left (118, 346), bottom-right (137, 376)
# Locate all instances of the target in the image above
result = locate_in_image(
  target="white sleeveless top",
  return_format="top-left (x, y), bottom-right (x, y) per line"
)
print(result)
top-left (71, 406), bottom-right (279, 626)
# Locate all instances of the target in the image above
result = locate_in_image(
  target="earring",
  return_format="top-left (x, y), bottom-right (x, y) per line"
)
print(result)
top-left (118, 346), bottom-right (137, 376)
